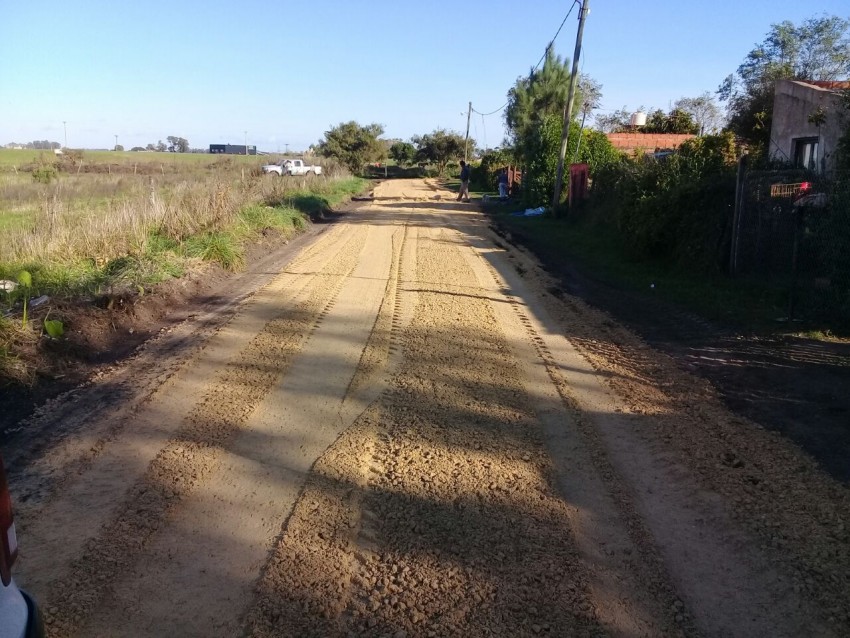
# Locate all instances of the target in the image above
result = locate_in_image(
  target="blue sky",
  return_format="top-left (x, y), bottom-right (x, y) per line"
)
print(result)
top-left (1, 1), bottom-right (847, 151)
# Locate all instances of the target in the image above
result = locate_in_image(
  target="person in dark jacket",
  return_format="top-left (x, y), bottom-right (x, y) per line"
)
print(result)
top-left (457, 160), bottom-right (471, 202)
top-left (498, 168), bottom-right (509, 200)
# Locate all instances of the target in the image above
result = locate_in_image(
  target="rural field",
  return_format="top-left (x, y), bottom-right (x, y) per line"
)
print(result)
top-left (1, 178), bottom-right (848, 637)
top-left (0, 149), bottom-right (364, 390)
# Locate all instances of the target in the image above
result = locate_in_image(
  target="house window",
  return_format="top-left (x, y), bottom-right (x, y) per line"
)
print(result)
top-left (793, 137), bottom-right (819, 171)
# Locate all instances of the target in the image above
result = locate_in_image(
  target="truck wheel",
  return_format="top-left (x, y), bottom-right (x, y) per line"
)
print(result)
top-left (306, 170), bottom-right (315, 177)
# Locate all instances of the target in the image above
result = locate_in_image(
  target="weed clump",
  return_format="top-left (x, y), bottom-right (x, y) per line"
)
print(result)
top-left (32, 163), bottom-right (58, 184)
top-left (185, 232), bottom-right (245, 271)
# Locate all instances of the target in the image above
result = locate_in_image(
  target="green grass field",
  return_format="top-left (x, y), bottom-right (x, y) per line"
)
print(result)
top-left (487, 205), bottom-right (795, 331)
top-left (0, 148), bottom-right (270, 169)
top-left (0, 150), bottom-right (366, 300)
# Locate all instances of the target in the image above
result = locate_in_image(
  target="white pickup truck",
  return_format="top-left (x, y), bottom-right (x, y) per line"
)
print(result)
top-left (262, 159), bottom-right (322, 176)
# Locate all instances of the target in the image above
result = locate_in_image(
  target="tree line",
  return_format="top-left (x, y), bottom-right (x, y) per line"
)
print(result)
top-left (313, 122), bottom-right (471, 175)
top-left (312, 13), bottom-right (849, 192)
top-left (5, 141), bottom-right (62, 150)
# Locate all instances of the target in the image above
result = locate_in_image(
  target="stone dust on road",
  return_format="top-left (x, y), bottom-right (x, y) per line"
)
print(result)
top-left (8, 179), bottom-right (849, 638)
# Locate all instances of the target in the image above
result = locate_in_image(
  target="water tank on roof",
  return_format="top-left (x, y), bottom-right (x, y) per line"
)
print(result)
top-left (630, 111), bottom-right (647, 127)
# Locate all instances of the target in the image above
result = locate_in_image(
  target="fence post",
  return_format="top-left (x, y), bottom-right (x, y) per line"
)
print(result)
top-left (729, 153), bottom-right (748, 274)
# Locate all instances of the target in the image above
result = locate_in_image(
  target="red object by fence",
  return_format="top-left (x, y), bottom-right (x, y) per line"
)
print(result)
top-left (569, 163), bottom-right (589, 206)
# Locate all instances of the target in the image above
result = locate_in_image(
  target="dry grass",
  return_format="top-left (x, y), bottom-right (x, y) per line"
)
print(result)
top-left (0, 159), bottom-right (358, 267)
top-left (0, 316), bottom-right (38, 385)
top-left (0, 153), bottom-right (365, 386)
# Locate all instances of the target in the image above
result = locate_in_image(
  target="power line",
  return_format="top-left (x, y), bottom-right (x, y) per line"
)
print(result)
top-left (469, 0), bottom-right (581, 119)
top-left (532, 0), bottom-right (579, 73)
top-left (472, 103), bottom-right (508, 117)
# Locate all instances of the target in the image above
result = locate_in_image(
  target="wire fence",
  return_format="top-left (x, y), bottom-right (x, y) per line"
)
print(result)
top-left (731, 168), bottom-right (850, 324)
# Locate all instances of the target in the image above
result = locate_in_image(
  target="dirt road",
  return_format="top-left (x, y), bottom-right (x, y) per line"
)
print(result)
top-left (7, 179), bottom-right (849, 637)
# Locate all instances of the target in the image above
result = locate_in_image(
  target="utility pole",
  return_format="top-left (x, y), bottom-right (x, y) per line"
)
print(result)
top-left (573, 103), bottom-right (590, 163)
top-left (552, 0), bottom-right (590, 212)
top-left (63, 121), bottom-right (67, 149)
top-left (464, 101), bottom-right (472, 162)
top-left (114, 134), bottom-right (118, 150)
top-left (285, 143), bottom-right (289, 154)
top-left (244, 131), bottom-right (248, 155)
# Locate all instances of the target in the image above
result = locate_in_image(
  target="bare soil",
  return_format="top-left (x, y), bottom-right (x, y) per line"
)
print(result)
top-left (4, 179), bottom-right (848, 638)
top-left (0, 224), bottom-right (328, 439)
top-left (489, 219), bottom-right (850, 484)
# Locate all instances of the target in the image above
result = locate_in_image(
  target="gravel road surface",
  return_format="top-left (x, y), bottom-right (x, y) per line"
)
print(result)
top-left (7, 179), bottom-right (848, 637)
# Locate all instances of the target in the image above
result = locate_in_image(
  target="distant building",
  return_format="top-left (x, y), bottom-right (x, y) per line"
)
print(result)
top-left (209, 144), bottom-right (257, 155)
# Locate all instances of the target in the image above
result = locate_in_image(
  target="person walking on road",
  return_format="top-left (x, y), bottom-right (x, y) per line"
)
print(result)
top-left (457, 160), bottom-right (471, 203)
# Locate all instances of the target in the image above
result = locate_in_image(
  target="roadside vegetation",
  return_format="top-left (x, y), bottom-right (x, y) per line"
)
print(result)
top-left (0, 149), bottom-right (366, 383)
top-left (476, 13), bottom-right (850, 333)
top-left (316, 121), bottom-right (472, 178)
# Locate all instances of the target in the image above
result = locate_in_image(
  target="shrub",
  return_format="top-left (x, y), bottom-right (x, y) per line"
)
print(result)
top-left (515, 115), bottom-right (620, 205)
top-left (588, 133), bottom-right (739, 272)
top-left (32, 163), bottom-right (58, 184)
top-left (472, 149), bottom-right (515, 191)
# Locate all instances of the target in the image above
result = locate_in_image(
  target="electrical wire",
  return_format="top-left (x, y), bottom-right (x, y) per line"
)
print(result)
top-left (470, 0), bottom-right (581, 119)
top-left (532, 0), bottom-right (579, 74)
top-left (472, 102), bottom-right (508, 117)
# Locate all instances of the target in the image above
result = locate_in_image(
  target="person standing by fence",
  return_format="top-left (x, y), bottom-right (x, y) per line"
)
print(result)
top-left (457, 160), bottom-right (471, 203)
top-left (498, 169), bottom-right (509, 200)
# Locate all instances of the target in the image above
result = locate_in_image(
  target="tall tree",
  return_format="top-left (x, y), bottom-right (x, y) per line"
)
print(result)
top-left (642, 108), bottom-right (700, 134)
top-left (595, 106), bottom-right (632, 133)
top-left (411, 129), bottom-right (468, 175)
top-left (577, 75), bottom-right (603, 121)
top-left (316, 121), bottom-right (385, 173)
top-left (675, 92), bottom-right (724, 135)
top-left (718, 15), bottom-right (850, 155)
top-left (505, 49), bottom-right (588, 143)
top-left (389, 141), bottom-right (416, 166)
top-left (166, 136), bottom-right (189, 153)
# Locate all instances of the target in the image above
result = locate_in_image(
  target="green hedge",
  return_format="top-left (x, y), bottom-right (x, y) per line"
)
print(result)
top-left (588, 132), bottom-right (738, 273)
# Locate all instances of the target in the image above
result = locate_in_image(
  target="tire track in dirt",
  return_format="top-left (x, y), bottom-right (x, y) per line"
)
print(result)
top-left (76, 221), bottom-right (402, 637)
top-left (15, 221), bottom-right (359, 602)
top-left (242, 195), bottom-right (605, 637)
top-left (243, 210), bottom-right (419, 638)
top-left (449, 225), bottom-right (687, 637)
top-left (345, 221), bottom-right (410, 398)
top-left (479, 222), bottom-right (848, 635)
top-left (333, 221), bottom-right (604, 637)
top-left (38, 225), bottom-right (369, 638)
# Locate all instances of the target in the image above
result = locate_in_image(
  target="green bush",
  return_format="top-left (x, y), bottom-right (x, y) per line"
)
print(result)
top-left (588, 132), bottom-right (738, 273)
top-left (514, 115), bottom-right (621, 206)
top-left (471, 149), bottom-right (514, 191)
top-left (32, 163), bottom-right (58, 184)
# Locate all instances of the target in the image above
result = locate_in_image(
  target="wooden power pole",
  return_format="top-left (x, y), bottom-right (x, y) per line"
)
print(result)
top-left (464, 101), bottom-right (472, 162)
top-left (552, 0), bottom-right (590, 212)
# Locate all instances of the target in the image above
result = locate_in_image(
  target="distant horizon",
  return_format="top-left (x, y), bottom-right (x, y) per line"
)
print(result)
top-left (2, 142), bottom-right (310, 155)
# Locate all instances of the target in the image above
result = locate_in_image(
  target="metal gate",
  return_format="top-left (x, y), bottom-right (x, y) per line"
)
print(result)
top-left (730, 168), bottom-right (850, 323)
